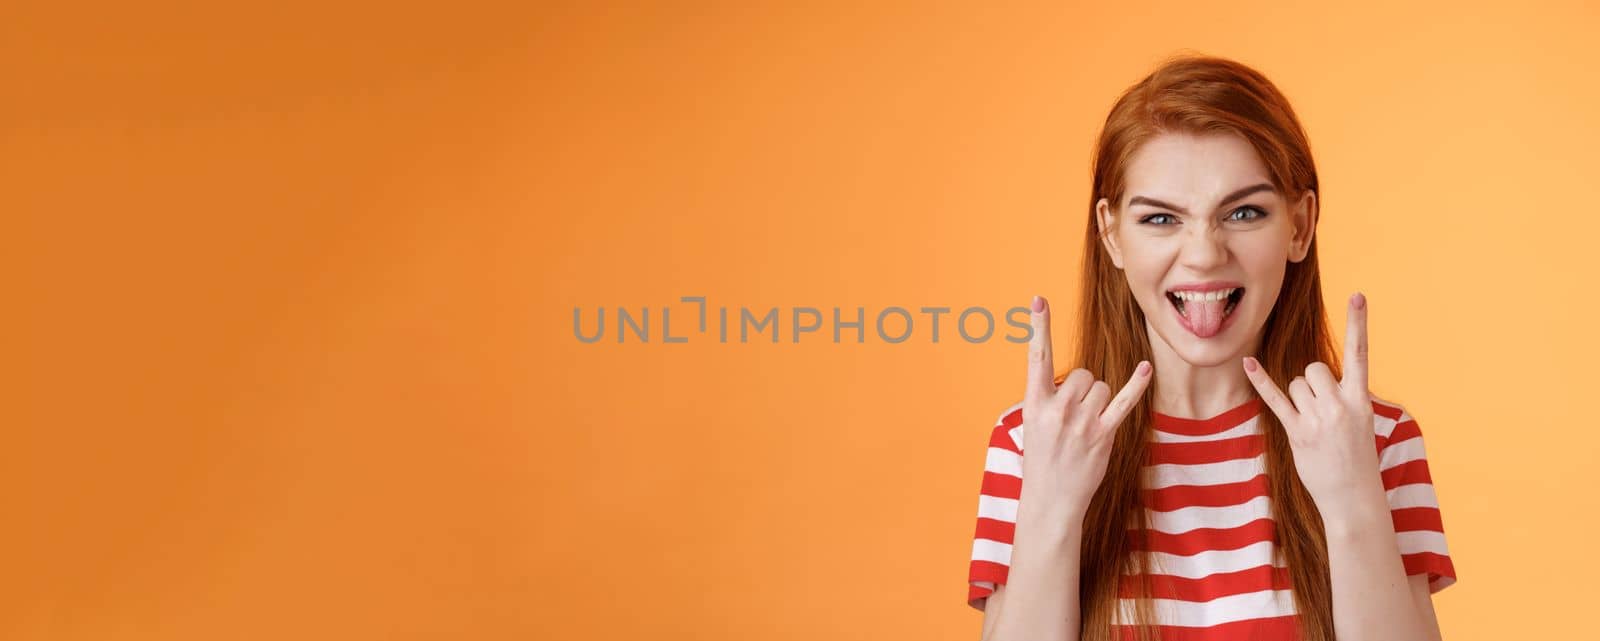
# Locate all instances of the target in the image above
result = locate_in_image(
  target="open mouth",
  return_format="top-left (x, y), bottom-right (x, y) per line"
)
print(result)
top-left (1165, 287), bottom-right (1245, 338)
top-left (1166, 287), bottom-right (1244, 317)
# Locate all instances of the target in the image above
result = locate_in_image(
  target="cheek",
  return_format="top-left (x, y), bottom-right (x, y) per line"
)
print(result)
top-left (1118, 244), bottom-right (1167, 285)
top-left (1254, 219), bottom-right (1298, 260)
top-left (1231, 236), bottom-right (1290, 297)
top-left (1116, 242), bottom-right (1175, 306)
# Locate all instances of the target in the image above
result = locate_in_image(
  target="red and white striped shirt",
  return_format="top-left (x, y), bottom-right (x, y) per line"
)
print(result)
top-left (966, 395), bottom-right (1456, 639)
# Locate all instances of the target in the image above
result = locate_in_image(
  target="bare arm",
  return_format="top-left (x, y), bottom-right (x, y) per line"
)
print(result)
top-left (980, 498), bottom-right (1087, 641)
top-left (1243, 293), bottom-right (1444, 641)
top-left (1410, 575), bottom-right (1444, 641)
top-left (1322, 494), bottom-right (1444, 641)
top-left (978, 296), bottom-right (1151, 641)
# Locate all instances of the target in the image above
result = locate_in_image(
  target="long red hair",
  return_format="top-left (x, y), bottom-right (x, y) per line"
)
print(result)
top-left (1063, 53), bottom-right (1341, 641)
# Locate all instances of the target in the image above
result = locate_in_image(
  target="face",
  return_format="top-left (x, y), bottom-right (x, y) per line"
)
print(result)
top-left (1096, 132), bottom-right (1317, 367)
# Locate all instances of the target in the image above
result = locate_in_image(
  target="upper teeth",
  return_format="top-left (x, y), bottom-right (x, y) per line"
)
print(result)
top-left (1171, 288), bottom-right (1238, 302)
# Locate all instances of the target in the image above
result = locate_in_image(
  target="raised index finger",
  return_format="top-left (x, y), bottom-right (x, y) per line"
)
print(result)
top-left (1026, 295), bottom-right (1056, 400)
top-left (1342, 292), bottom-right (1368, 393)
top-left (1242, 356), bottom-right (1300, 424)
top-left (1098, 360), bottom-right (1153, 430)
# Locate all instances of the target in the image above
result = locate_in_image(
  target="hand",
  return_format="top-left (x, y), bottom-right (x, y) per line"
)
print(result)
top-left (1018, 295), bottom-right (1153, 514)
top-left (1241, 292), bottom-right (1383, 516)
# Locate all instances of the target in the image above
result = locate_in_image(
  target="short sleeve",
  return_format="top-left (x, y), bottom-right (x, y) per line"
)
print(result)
top-left (1372, 398), bottom-right (1458, 593)
top-left (967, 402), bottom-right (1025, 611)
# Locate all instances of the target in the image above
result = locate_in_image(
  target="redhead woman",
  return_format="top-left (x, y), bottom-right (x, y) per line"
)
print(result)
top-left (965, 55), bottom-right (1455, 641)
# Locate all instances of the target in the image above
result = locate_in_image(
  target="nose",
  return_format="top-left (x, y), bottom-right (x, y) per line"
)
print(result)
top-left (1177, 221), bottom-right (1229, 271)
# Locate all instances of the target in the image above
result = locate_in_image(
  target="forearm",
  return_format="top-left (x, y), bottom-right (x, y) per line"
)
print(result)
top-left (1322, 483), bottom-right (1429, 641)
top-left (987, 497), bottom-right (1086, 641)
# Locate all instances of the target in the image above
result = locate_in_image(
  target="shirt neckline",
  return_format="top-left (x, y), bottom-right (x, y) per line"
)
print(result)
top-left (1151, 396), bottom-right (1263, 435)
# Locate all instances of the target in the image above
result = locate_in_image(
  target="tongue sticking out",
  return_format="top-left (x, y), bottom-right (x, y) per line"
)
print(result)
top-left (1182, 297), bottom-right (1229, 338)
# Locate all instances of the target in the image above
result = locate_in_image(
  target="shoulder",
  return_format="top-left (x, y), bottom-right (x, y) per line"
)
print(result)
top-left (986, 401), bottom-right (1025, 453)
top-left (1367, 392), bottom-right (1418, 434)
top-left (1367, 393), bottom-right (1428, 457)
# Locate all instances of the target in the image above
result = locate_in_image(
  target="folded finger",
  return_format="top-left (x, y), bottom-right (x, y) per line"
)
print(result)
top-left (1288, 376), bottom-right (1315, 411)
top-left (1305, 362), bottom-right (1339, 397)
top-left (1081, 380), bottom-right (1112, 415)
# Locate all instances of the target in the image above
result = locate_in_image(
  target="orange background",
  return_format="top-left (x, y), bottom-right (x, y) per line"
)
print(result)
top-left (7, 1), bottom-right (1597, 639)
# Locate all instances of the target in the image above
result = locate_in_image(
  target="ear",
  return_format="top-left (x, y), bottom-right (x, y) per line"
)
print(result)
top-left (1287, 189), bottom-right (1318, 263)
top-left (1095, 197), bottom-right (1125, 269)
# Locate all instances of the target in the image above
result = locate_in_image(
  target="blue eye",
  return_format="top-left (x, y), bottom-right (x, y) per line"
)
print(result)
top-left (1138, 206), bottom-right (1267, 226)
top-left (1229, 206), bottom-right (1267, 221)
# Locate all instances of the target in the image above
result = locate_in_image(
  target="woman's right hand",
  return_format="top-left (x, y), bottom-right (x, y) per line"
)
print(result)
top-left (1018, 295), bottom-right (1153, 516)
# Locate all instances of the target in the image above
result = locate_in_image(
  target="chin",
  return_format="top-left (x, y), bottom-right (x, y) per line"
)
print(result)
top-left (1160, 332), bottom-right (1249, 367)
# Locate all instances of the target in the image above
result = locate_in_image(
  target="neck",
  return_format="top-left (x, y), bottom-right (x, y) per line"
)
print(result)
top-left (1145, 320), bottom-right (1263, 419)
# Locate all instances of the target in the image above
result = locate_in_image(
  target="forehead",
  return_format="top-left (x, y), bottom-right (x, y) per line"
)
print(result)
top-left (1122, 132), bottom-right (1273, 205)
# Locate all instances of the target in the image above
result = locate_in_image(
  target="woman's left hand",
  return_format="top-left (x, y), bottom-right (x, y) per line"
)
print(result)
top-left (1241, 292), bottom-right (1384, 517)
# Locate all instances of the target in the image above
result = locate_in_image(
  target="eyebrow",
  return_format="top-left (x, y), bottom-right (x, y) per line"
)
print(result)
top-left (1126, 183), bottom-right (1275, 215)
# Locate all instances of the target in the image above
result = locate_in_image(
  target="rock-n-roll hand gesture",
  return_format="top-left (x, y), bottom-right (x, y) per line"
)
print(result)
top-left (1018, 295), bottom-right (1154, 513)
top-left (1241, 292), bottom-right (1384, 517)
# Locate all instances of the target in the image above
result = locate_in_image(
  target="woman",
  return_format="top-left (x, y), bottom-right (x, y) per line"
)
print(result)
top-left (964, 54), bottom-right (1456, 641)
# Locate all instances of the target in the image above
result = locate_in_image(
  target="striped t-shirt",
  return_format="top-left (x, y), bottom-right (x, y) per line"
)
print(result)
top-left (966, 394), bottom-right (1456, 639)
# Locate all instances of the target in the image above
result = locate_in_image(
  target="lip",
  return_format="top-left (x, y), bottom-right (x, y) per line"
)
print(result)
top-left (1165, 280), bottom-right (1246, 339)
top-left (1166, 280), bottom-right (1245, 294)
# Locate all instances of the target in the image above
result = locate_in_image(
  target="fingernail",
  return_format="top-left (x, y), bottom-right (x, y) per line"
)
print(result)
top-left (1243, 356), bottom-right (1258, 372)
top-left (1352, 292), bottom-right (1366, 309)
top-left (1031, 295), bottom-right (1045, 313)
top-left (1136, 360), bottom-right (1150, 376)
